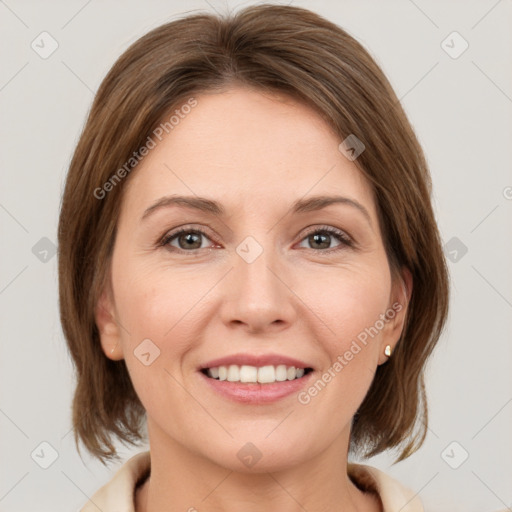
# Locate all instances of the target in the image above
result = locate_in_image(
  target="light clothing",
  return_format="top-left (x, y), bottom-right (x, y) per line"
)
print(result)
top-left (81, 450), bottom-right (424, 512)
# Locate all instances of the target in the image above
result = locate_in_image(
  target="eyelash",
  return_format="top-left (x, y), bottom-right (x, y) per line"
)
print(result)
top-left (158, 225), bottom-right (354, 254)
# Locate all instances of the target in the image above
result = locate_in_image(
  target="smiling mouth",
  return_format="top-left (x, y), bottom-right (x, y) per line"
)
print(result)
top-left (200, 364), bottom-right (314, 384)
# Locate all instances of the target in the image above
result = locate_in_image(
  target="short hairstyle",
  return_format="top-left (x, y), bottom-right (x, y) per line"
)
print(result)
top-left (58, 3), bottom-right (449, 466)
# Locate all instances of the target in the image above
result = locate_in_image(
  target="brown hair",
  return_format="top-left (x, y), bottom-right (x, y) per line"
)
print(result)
top-left (58, 3), bottom-right (449, 466)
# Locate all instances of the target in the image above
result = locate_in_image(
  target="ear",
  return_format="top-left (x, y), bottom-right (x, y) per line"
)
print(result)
top-left (95, 280), bottom-right (124, 361)
top-left (378, 266), bottom-right (413, 365)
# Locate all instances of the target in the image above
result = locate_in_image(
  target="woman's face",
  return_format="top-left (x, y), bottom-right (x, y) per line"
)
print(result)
top-left (97, 86), bottom-right (409, 472)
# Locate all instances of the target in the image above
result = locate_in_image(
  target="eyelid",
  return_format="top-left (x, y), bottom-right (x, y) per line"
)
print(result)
top-left (158, 224), bottom-right (218, 248)
top-left (300, 225), bottom-right (354, 247)
top-left (158, 223), bottom-right (355, 252)
top-left (294, 226), bottom-right (356, 255)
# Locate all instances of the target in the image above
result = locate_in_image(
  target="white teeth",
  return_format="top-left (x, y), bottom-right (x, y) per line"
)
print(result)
top-left (227, 365), bottom-right (240, 382)
top-left (240, 365), bottom-right (258, 383)
top-left (205, 364), bottom-right (309, 383)
top-left (258, 365), bottom-right (276, 383)
top-left (275, 364), bottom-right (287, 381)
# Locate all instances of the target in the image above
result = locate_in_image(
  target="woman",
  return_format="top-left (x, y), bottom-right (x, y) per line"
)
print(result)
top-left (58, 4), bottom-right (450, 511)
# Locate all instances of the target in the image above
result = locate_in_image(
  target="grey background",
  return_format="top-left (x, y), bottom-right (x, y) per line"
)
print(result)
top-left (1, 0), bottom-right (511, 511)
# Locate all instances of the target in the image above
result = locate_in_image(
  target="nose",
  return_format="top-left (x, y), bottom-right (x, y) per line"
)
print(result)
top-left (219, 242), bottom-right (297, 334)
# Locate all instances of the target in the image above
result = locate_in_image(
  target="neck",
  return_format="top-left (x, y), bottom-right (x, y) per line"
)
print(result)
top-left (135, 420), bottom-right (382, 512)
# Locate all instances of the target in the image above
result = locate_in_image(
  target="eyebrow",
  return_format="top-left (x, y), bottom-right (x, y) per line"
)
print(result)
top-left (141, 194), bottom-right (373, 227)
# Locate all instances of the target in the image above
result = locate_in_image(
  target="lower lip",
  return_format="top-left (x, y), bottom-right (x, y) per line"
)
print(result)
top-left (198, 370), bottom-right (314, 404)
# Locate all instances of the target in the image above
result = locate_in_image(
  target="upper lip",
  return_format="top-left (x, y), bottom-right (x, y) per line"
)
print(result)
top-left (199, 353), bottom-right (314, 370)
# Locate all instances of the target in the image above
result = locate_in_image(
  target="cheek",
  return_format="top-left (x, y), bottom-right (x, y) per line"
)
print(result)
top-left (112, 248), bottom-right (191, 341)
top-left (308, 266), bottom-right (391, 347)
top-left (296, 271), bottom-right (391, 421)
top-left (114, 271), bottom-right (195, 414)
top-left (112, 260), bottom-right (208, 401)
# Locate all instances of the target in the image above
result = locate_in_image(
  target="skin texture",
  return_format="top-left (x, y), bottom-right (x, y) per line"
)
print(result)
top-left (96, 87), bottom-right (411, 512)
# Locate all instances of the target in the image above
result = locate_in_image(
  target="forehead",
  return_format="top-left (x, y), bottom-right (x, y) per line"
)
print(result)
top-left (121, 87), bottom-right (376, 222)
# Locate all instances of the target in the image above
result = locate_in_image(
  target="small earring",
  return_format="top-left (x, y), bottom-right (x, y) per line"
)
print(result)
top-left (384, 345), bottom-right (392, 357)
top-left (110, 347), bottom-right (116, 354)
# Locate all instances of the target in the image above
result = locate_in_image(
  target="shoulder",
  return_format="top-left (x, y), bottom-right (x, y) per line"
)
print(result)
top-left (80, 451), bottom-right (151, 512)
top-left (347, 462), bottom-right (424, 512)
